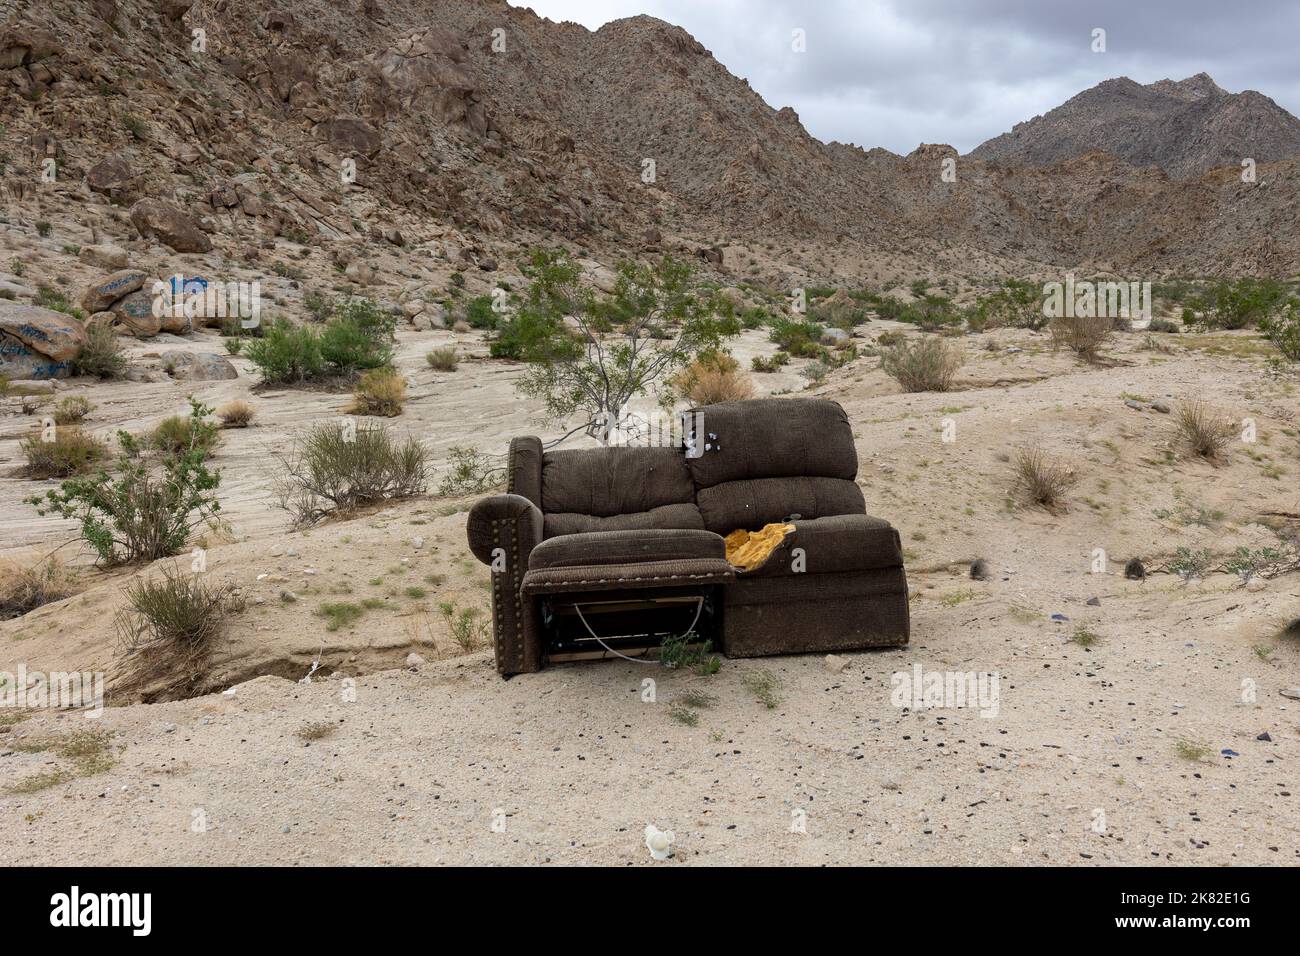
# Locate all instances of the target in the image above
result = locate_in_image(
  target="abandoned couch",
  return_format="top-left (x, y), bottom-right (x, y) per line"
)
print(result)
top-left (466, 398), bottom-right (910, 675)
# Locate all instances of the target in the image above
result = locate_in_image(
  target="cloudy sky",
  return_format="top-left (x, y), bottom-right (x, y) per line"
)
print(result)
top-left (509, 0), bottom-right (1300, 154)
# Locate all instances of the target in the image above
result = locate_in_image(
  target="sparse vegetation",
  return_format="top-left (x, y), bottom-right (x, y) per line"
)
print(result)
top-left (436, 445), bottom-right (503, 497)
top-left (1175, 400), bottom-right (1235, 461)
top-left (216, 400), bottom-right (255, 428)
top-left (880, 337), bottom-right (963, 392)
top-left (1012, 447), bottom-right (1078, 510)
top-left (673, 352), bottom-right (754, 404)
top-left (71, 322), bottom-right (129, 379)
top-left (349, 367), bottom-right (407, 417)
top-left (0, 556), bottom-right (77, 619)
top-left (426, 347), bottom-right (458, 371)
top-left (20, 427), bottom-right (109, 478)
top-left (1050, 312), bottom-right (1112, 363)
top-left (439, 601), bottom-right (489, 651)
top-left (114, 565), bottom-right (241, 700)
top-left (53, 396), bottom-right (93, 425)
top-left (741, 668), bottom-right (781, 709)
top-left (274, 421), bottom-right (429, 526)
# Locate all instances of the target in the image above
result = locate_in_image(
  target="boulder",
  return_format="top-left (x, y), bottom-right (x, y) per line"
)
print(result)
top-left (821, 327), bottom-right (851, 348)
top-left (79, 243), bottom-right (129, 270)
top-left (0, 301), bottom-right (87, 379)
top-left (111, 288), bottom-right (162, 338)
top-left (320, 116), bottom-right (381, 157)
top-left (81, 268), bottom-right (149, 313)
top-left (162, 351), bottom-right (237, 381)
top-left (344, 261), bottom-right (375, 285)
top-left (85, 154), bottom-right (134, 197)
top-left (160, 0), bottom-right (193, 21)
top-left (130, 198), bottom-right (213, 253)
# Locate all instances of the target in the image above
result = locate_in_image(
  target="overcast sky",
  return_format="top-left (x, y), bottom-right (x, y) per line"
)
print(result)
top-left (509, 0), bottom-right (1300, 154)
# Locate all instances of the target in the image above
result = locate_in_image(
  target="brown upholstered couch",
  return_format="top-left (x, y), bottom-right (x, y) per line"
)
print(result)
top-left (466, 398), bottom-right (909, 675)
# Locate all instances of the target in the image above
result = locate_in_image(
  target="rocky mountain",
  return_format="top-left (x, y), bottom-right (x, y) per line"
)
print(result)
top-left (969, 73), bottom-right (1300, 179)
top-left (3, 0), bottom-right (1299, 278)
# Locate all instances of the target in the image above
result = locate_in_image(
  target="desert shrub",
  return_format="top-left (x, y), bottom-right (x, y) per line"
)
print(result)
top-left (751, 351), bottom-right (790, 373)
top-left (875, 330), bottom-right (906, 347)
top-left (34, 284), bottom-right (83, 319)
top-left (26, 401), bottom-right (223, 564)
top-left (452, 319), bottom-right (471, 333)
top-left (244, 320), bottom-right (325, 383)
top-left (0, 556), bottom-right (77, 619)
top-left (1260, 302), bottom-right (1300, 361)
top-left (489, 305), bottom-right (565, 360)
top-left (426, 347), bottom-right (458, 371)
top-left (53, 395), bottom-right (93, 425)
top-left (1147, 317), bottom-right (1180, 333)
top-left (20, 427), bottom-right (108, 478)
top-left (463, 294), bottom-right (499, 330)
top-left (151, 400), bottom-right (221, 458)
top-left (1050, 312), bottom-right (1112, 362)
top-left (113, 565), bottom-right (239, 701)
top-left (349, 367), bottom-right (406, 417)
top-left (1013, 447), bottom-right (1078, 509)
top-left (1187, 278), bottom-right (1288, 330)
top-left (216, 400), bottom-right (255, 428)
top-left (768, 316), bottom-right (823, 357)
top-left (224, 337), bottom-right (243, 355)
top-left (800, 360), bottom-right (829, 385)
top-left (1176, 401), bottom-right (1236, 461)
top-left (71, 322), bottom-right (127, 379)
top-left (302, 289), bottom-right (333, 323)
top-left (438, 601), bottom-right (489, 651)
top-left (274, 421), bottom-right (429, 526)
top-left (880, 337), bottom-right (963, 392)
top-left (968, 279), bottom-right (1044, 331)
top-left (673, 353), bottom-right (754, 404)
top-left (436, 445), bottom-right (503, 497)
top-left (319, 299), bottom-right (396, 373)
top-left (898, 294), bottom-right (964, 332)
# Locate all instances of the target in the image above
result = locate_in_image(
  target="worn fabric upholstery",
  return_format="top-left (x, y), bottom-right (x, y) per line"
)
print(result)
top-left (542, 446), bottom-right (695, 516)
top-left (686, 398), bottom-right (857, 488)
top-left (468, 398), bottom-right (910, 675)
top-left (466, 493), bottom-right (545, 674)
top-left (529, 528), bottom-right (724, 570)
top-left (543, 503), bottom-right (704, 537)
top-left (695, 476), bottom-right (865, 533)
top-left (741, 514), bottom-right (902, 577)
top-left (507, 436), bottom-right (543, 508)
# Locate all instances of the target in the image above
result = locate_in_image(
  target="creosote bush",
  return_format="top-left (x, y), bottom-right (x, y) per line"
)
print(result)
top-left (880, 336), bottom-right (963, 392)
top-left (1050, 313), bottom-right (1112, 363)
top-left (1176, 400), bottom-right (1236, 461)
top-left (348, 367), bottom-right (406, 417)
top-left (53, 396), bottom-right (93, 425)
top-left (275, 421), bottom-right (429, 526)
top-left (113, 565), bottom-right (240, 701)
top-left (436, 445), bottom-right (504, 497)
top-left (1013, 447), bottom-right (1078, 510)
top-left (26, 400), bottom-right (223, 565)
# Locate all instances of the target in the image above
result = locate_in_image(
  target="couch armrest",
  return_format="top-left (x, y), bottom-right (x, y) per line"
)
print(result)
top-left (466, 494), bottom-right (545, 675)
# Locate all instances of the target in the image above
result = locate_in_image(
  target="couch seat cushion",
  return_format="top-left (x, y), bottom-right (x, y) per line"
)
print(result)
top-left (529, 528), bottom-right (724, 570)
top-left (543, 503), bottom-right (704, 538)
top-left (738, 513), bottom-right (903, 577)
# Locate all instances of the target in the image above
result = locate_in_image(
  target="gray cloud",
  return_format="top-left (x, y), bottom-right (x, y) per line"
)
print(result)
top-left (510, 0), bottom-right (1300, 153)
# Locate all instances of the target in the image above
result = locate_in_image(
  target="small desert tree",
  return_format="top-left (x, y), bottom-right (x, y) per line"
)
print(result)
top-left (506, 248), bottom-right (739, 443)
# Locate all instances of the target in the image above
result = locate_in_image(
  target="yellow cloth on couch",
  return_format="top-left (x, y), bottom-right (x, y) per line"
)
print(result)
top-left (724, 523), bottom-right (796, 572)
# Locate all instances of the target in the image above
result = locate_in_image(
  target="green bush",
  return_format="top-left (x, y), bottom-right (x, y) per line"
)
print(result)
top-left (243, 320), bottom-right (325, 383)
top-left (1188, 279), bottom-right (1288, 330)
top-left (898, 294), bottom-right (964, 332)
top-left (1260, 302), bottom-right (1300, 360)
top-left (968, 279), bottom-right (1043, 331)
top-left (26, 401), bottom-right (223, 564)
top-left (751, 351), bottom-right (790, 373)
top-left (246, 300), bottom-right (396, 383)
top-left (464, 294), bottom-right (499, 330)
top-left (768, 316), bottom-right (823, 357)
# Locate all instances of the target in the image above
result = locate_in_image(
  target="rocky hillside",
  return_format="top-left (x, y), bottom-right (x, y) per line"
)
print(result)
top-left (3, 0), bottom-right (1300, 276)
top-left (969, 73), bottom-right (1300, 179)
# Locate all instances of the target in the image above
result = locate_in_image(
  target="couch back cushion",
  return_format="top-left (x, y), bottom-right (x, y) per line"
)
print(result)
top-left (540, 445), bottom-right (703, 538)
top-left (686, 398), bottom-right (862, 532)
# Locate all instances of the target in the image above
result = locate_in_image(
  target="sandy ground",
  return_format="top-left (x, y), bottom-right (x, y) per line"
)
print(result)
top-left (3, 299), bottom-right (1300, 864)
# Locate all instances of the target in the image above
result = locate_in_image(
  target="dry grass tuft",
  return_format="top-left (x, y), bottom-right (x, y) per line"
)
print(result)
top-left (1175, 400), bottom-right (1236, 461)
top-left (426, 347), bottom-right (458, 371)
top-left (1050, 313), bottom-right (1112, 363)
top-left (216, 399), bottom-right (256, 428)
top-left (880, 337), bottom-right (963, 392)
top-left (19, 427), bottom-right (109, 478)
top-left (0, 556), bottom-right (78, 620)
top-left (1013, 447), bottom-right (1078, 510)
top-left (349, 367), bottom-right (407, 417)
